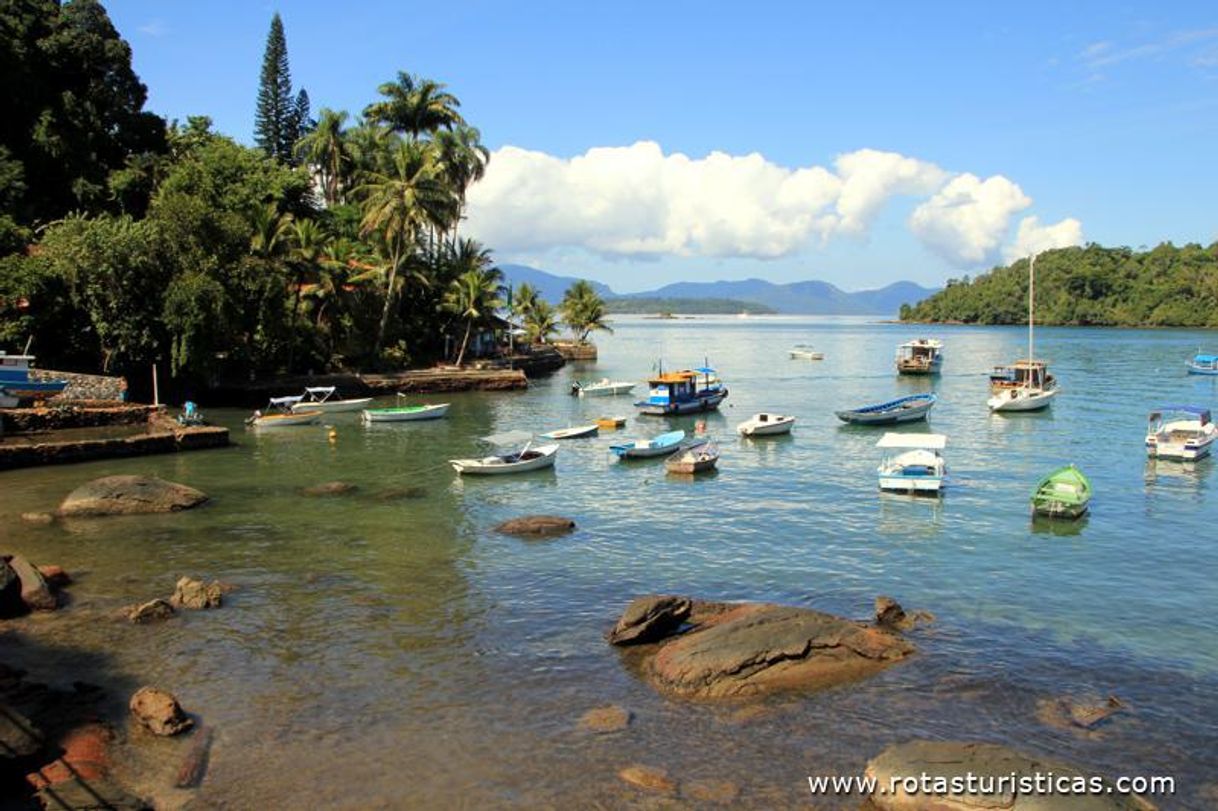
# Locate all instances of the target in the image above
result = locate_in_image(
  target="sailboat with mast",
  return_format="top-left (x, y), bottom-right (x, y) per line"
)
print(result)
top-left (987, 254), bottom-right (1059, 412)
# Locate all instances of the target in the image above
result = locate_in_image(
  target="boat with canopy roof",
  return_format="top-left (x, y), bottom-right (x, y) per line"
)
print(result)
top-left (290, 386), bottom-right (372, 413)
top-left (247, 396), bottom-right (323, 428)
top-left (1145, 406), bottom-right (1217, 460)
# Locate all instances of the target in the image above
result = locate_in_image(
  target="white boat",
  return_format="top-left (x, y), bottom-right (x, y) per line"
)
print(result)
top-left (788, 345), bottom-right (824, 360)
top-left (541, 424), bottom-right (599, 440)
top-left (895, 339), bottom-right (943, 375)
top-left (1145, 406), bottom-right (1217, 461)
top-left (247, 396), bottom-right (323, 428)
top-left (290, 386), bottom-right (373, 413)
top-left (610, 429), bottom-right (686, 458)
top-left (988, 254), bottom-right (1058, 413)
top-left (876, 433), bottom-right (947, 494)
top-left (736, 412), bottom-right (796, 436)
top-left (361, 403), bottom-right (450, 423)
top-left (571, 378), bottom-right (636, 397)
top-left (450, 431), bottom-right (559, 475)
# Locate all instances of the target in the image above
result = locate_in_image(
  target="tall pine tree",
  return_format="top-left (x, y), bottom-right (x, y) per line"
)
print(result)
top-left (254, 13), bottom-right (295, 163)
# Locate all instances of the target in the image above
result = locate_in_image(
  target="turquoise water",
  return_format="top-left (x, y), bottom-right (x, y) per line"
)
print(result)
top-left (2, 316), bottom-right (1216, 808)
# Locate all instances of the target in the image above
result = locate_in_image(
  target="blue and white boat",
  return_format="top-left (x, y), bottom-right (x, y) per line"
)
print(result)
top-left (0, 352), bottom-right (67, 407)
top-left (1146, 406), bottom-right (1217, 461)
top-left (1185, 352), bottom-right (1218, 375)
top-left (610, 429), bottom-right (686, 458)
top-left (876, 433), bottom-right (947, 494)
top-left (836, 393), bottom-right (936, 425)
top-left (634, 366), bottom-right (728, 416)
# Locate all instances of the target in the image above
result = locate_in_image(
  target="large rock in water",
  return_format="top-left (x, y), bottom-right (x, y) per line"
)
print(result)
top-left (865, 740), bottom-right (1157, 810)
top-left (8, 555), bottom-right (56, 611)
top-left (129, 687), bottom-right (193, 736)
top-left (610, 596), bottom-right (915, 699)
top-left (0, 558), bottom-right (24, 617)
top-left (494, 515), bottom-right (576, 537)
top-left (58, 475), bottom-right (208, 517)
top-left (607, 595), bottom-right (692, 645)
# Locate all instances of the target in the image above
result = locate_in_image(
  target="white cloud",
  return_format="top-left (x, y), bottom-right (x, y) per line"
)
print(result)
top-left (137, 20), bottom-right (168, 37)
top-left (908, 174), bottom-right (1031, 266)
top-left (464, 141), bottom-right (1078, 268)
top-left (1004, 215), bottom-right (1085, 262)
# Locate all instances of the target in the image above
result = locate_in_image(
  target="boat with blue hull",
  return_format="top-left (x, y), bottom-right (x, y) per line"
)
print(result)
top-left (0, 353), bottom-right (68, 407)
top-left (836, 393), bottom-right (936, 425)
top-left (1185, 352), bottom-right (1218, 375)
top-left (635, 366), bottom-right (728, 416)
top-left (610, 430), bottom-right (686, 459)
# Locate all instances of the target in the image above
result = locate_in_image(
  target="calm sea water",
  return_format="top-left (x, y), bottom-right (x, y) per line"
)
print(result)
top-left (3, 316), bottom-right (1217, 809)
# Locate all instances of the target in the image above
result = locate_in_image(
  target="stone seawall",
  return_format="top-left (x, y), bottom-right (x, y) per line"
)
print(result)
top-left (28, 369), bottom-right (127, 401)
top-left (0, 413), bottom-right (229, 471)
top-left (1, 403), bottom-right (154, 434)
top-left (552, 342), bottom-right (598, 361)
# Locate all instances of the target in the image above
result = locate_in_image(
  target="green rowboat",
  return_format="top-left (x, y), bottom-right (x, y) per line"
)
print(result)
top-left (361, 403), bottom-right (450, 423)
top-left (1030, 464), bottom-right (1091, 519)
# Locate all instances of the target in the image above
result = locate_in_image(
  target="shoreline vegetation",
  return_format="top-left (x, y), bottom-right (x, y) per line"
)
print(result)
top-left (604, 297), bottom-right (777, 315)
top-left (0, 2), bottom-right (611, 404)
top-left (900, 242), bottom-right (1218, 328)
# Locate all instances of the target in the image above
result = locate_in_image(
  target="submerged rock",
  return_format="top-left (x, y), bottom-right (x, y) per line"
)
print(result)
top-left (58, 475), bottom-right (208, 517)
top-left (1037, 694), bottom-right (1127, 732)
top-left (129, 687), bottom-right (193, 736)
top-left (170, 576), bottom-right (223, 610)
top-left (578, 705), bottom-right (632, 733)
top-left (607, 595), bottom-right (692, 645)
top-left (0, 559), bottom-right (24, 617)
top-left (373, 485), bottom-right (427, 501)
top-left (684, 778), bottom-right (740, 804)
top-left (8, 555), bottom-right (56, 611)
top-left (0, 701), bottom-right (42, 759)
top-left (618, 764), bottom-right (676, 795)
top-left (124, 599), bottom-right (175, 624)
top-left (610, 596), bottom-right (915, 699)
top-left (174, 725), bottom-right (214, 789)
top-left (20, 511), bottom-right (55, 525)
top-left (865, 740), bottom-right (1156, 810)
top-left (494, 515), bottom-right (576, 537)
top-left (300, 481), bottom-right (358, 497)
top-left (37, 565), bottom-right (71, 589)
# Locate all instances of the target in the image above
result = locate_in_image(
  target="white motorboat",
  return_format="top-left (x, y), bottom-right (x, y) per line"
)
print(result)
top-left (895, 339), bottom-right (943, 375)
top-left (571, 378), bottom-right (636, 397)
top-left (736, 412), bottom-right (796, 436)
top-left (361, 402), bottom-right (450, 423)
top-left (541, 424), bottom-right (599, 440)
top-left (290, 386), bottom-right (373, 413)
top-left (450, 431), bottom-right (559, 475)
top-left (876, 433), bottom-right (947, 494)
top-left (247, 396), bottom-right (323, 428)
top-left (788, 345), bottom-right (824, 360)
top-left (609, 430), bottom-right (685, 458)
top-left (988, 254), bottom-right (1058, 413)
top-left (1145, 406), bottom-right (1217, 460)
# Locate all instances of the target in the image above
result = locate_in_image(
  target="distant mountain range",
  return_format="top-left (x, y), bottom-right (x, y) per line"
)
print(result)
top-left (499, 264), bottom-right (937, 315)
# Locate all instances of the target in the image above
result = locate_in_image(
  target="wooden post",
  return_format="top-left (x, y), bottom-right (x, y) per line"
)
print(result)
top-left (152, 363), bottom-right (159, 406)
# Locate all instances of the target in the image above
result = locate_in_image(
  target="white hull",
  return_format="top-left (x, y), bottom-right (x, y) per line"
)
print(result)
top-left (251, 411), bottom-right (323, 428)
top-left (578, 383), bottom-right (635, 397)
top-left (878, 474), bottom-right (944, 493)
top-left (737, 414), bottom-right (795, 436)
top-left (542, 425), bottom-right (599, 439)
top-left (450, 444), bottom-right (559, 475)
top-left (789, 351), bottom-right (824, 360)
top-left (988, 387), bottom-right (1058, 412)
top-left (361, 403), bottom-right (450, 422)
top-left (292, 397), bottom-right (373, 414)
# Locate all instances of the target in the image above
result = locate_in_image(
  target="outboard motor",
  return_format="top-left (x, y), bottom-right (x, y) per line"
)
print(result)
top-left (569, 382), bottom-right (581, 396)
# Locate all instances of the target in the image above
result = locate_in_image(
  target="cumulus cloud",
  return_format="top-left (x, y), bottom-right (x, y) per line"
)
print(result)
top-left (1004, 215), bottom-right (1085, 262)
top-left (464, 141), bottom-right (1079, 268)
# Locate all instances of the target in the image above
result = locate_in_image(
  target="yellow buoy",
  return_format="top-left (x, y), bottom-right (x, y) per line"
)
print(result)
top-left (327, 427), bottom-right (338, 442)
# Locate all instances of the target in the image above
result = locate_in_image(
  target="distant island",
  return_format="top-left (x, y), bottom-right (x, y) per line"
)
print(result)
top-left (604, 297), bottom-right (777, 315)
top-left (900, 242), bottom-right (1218, 328)
top-left (500, 264), bottom-right (936, 315)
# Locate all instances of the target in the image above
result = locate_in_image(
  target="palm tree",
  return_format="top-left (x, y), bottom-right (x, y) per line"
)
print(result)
top-left (441, 239), bottom-right (503, 366)
top-left (512, 282), bottom-right (540, 321)
top-left (286, 218), bottom-right (331, 368)
top-left (559, 280), bottom-right (613, 344)
top-left (364, 72), bottom-right (464, 141)
top-left (249, 202), bottom-right (293, 258)
top-left (345, 120), bottom-right (397, 177)
top-left (295, 108), bottom-right (351, 206)
top-left (435, 123), bottom-right (489, 238)
top-left (356, 140), bottom-right (453, 355)
top-left (523, 299), bottom-right (558, 345)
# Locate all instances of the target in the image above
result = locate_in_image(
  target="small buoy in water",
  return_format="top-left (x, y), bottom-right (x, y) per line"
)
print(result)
top-left (327, 427), bottom-right (338, 442)
top-left (695, 420), bottom-right (707, 435)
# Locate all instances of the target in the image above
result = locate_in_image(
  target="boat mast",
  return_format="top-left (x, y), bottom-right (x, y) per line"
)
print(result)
top-left (1028, 253), bottom-right (1036, 375)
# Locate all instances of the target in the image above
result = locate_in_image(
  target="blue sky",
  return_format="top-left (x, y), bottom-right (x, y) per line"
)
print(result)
top-left (109, 2), bottom-right (1218, 292)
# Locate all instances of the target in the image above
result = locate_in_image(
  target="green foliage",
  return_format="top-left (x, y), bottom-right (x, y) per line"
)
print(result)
top-left (523, 299), bottom-right (558, 344)
top-left (364, 72), bottom-right (464, 140)
top-left (441, 240), bottom-right (504, 365)
top-left (254, 13), bottom-right (306, 164)
top-left (559, 280), bottom-right (614, 343)
top-left (901, 243), bottom-right (1218, 328)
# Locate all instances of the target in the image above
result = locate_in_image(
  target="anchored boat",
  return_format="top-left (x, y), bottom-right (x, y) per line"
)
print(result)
top-left (1031, 465), bottom-right (1092, 519)
top-left (450, 431), bottom-right (559, 475)
top-left (361, 402), bottom-right (449, 423)
top-left (290, 386), bottom-right (373, 413)
top-left (788, 345), bottom-right (824, 360)
top-left (1185, 352), bottom-right (1218, 375)
top-left (571, 378), bottom-right (636, 397)
top-left (736, 413), bottom-right (795, 437)
top-left (876, 433), bottom-right (947, 494)
top-left (541, 424), bottom-right (599, 440)
top-left (0, 353), bottom-right (67, 407)
top-left (836, 393), bottom-right (936, 425)
top-left (247, 397), bottom-right (324, 428)
top-left (1145, 406), bottom-right (1217, 461)
top-left (635, 365), bottom-right (728, 416)
top-left (610, 429), bottom-right (685, 459)
top-left (988, 254), bottom-right (1059, 413)
top-left (895, 339), bottom-right (943, 375)
top-left (665, 440), bottom-right (720, 474)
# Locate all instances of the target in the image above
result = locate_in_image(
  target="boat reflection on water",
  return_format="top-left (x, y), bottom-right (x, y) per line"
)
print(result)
top-left (1143, 457), bottom-right (1211, 493)
top-left (877, 490), bottom-right (945, 535)
top-left (1031, 513), bottom-right (1090, 537)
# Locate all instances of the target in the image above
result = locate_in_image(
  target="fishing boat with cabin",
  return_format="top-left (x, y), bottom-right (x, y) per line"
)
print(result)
top-left (895, 339), bottom-right (943, 375)
top-left (1145, 406), bottom-right (1217, 461)
top-left (635, 364), bottom-right (728, 416)
top-left (1185, 352), bottom-right (1218, 375)
top-left (988, 254), bottom-right (1059, 412)
top-left (0, 352), bottom-right (68, 407)
top-left (836, 393), bottom-right (936, 425)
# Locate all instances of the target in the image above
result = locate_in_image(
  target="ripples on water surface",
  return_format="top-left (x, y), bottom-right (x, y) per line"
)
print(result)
top-left (3, 316), bottom-right (1218, 808)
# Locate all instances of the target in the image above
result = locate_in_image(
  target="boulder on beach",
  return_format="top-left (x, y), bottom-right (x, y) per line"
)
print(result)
top-left (124, 599), bottom-right (175, 624)
top-left (865, 740), bottom-right (1157, 810)
top-left (300, 481), bottom-right (358, 497)
top-left (57, 475), bottom-right (208, 517)
top-left (578, 705), bottom-right (632, 733)
top-left (170, 576), bottom-right (223, 610)
top-left (8, 554), bottom-right (56, 611)
top-left (129, 687), bottom-right (193, 736)
top-left (607, 595), bottom-right (692, 645)
top-left (610, 596), bottom-right (915, 699)
top-left (494, 515), bottom-right (576, 538)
